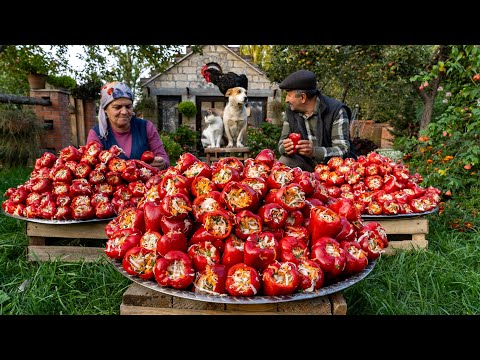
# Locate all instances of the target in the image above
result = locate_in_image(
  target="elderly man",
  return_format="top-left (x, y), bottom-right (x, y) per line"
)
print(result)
top-left (277, 70), bottom-right (356, 171)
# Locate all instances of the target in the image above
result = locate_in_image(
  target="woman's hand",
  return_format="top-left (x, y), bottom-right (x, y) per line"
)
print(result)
top-left (151, 156), bottom-right (167, 170)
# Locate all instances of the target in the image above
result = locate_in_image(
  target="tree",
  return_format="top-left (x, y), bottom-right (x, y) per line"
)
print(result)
top-left (238, 45), bottom-right (272, 70)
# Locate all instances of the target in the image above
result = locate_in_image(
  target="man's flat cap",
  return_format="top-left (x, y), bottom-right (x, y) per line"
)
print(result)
top-left (279, 70), bottom-right (317, 90)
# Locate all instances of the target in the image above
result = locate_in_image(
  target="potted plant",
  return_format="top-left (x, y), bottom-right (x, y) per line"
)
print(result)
top-left (177, 101), bottom-right (197, 118)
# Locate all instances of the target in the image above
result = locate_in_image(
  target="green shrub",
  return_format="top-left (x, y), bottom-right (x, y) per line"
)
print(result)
top-left (177, 101), bottom-right (197, 117)
top-left (160, 133), bottom-right (183, 165)
top-left (46, 75), bottom-right (77, 90)
top-left (0, 105), bottom-right (44, 167)
top-left (163, 125), bottom-right (200, 156)
top-left (247, 122), bottom-right (282, 158)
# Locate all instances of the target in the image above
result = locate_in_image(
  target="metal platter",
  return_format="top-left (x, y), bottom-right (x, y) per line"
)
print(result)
top-left (1, 211), bottom-right (113, 224)
top-left (361, 205), bottom-right (439, 220)
top-left (109, 258), bottom-right (377, 304)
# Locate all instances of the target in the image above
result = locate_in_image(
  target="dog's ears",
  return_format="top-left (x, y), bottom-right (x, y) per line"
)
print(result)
top-left (225, 88), bottom-right (233, 97)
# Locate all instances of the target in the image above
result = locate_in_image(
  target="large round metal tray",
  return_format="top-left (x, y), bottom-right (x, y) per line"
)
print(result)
top-left (1, 211), bottom-right (113, 224)
top-left (109, 258), bottom-right (377, 304)
top-left (361, 205), bottom-right (439, 220)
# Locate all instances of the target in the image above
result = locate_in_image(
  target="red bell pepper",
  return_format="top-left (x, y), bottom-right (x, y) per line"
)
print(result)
top-left (310, 237), bottom-right (346, 279)
top-left (193, 264), bottom-right (228, 295)
top-left (113, 185), bottom-right (132, 201)
top-left (72, 203), bottom-right (95, 220)
top-left (243, 160), bottom-right (271, 180)
top-left (90, 192), bottom-right (109, 208)
top-left (211, 165), bottom-right (240, 191)
top-left (188, 240), bottom-right (221, 272)
top-left (297, 259), bottom-right (324, 292)
top-left (121, 165), bottom-right (140, 183)
top-left (225, 263), bottom-right (261, 297)
top-left (294, 171), bottom-right (317, 197)
top-left (234, 209), bottom-right (262, 240)
top-left (175, 152), bottom-right (200, 173)
top-left (257, 203), bottom-right (288, 229)
top-left (158, 173), bottom-right (190, 198)
top-left (59, 146), bottom-right (81, 162)
top-left (183, 161), bottom-right (212, 185)
top-left (365, 201), bottom-right (383, 215)
top-left (202, 209), bottom-right (233, 240)
top-left (158, 193), bottom-right (192, 220)
top-left (382, 199), bottom-right (401, 215)
top-left (365, 175), bottom-right (384, 191)
top-left (115, 207), bottom-right (145, 233)
top-left (98, 149), bottom-right (115, 164)
top-left (283, 225), bottom-right (310, 244)
top-left (288, 132), bottom-right (301, 154)
top-left (108, 157), bottom-right (127, 173)
top-left (285, 210), bottom-right (304, 227)
top-left (221, 234), bottom-right (245, 270)
top-left (105, 171), bottom-right (123, 186)
top-left (74, 163), bottom-right (91, 179)
top-left (274, 183), bottom-right (306, 212)
top-left (31, 178), bottom-right (52, 194)
top-left (69, 179), bottom-right (92, 197)
top-left (140, 150), bottom-right (155, 164)
top-left (192, 191), bottom-right (223, 223)
top-left (341, 241), bottom-right (369, 275)
top-left (154, 250), bottom-right (195, 289)
top-left (38, 151), bottom-right (58, 168)
top-left (188, 226), bottom-right (225, 253)
top-left (254, 148), bottom-right (276, 169)
top-left (335, 217), bottom-right (358, 243)
top-left (122, 246), bottom-right (157, 280)
top-left (262, 261), bottom-right (300, 296)
top-left (54, 205), bottom-right (73, 220)
top-left (94, 201), bottom-right (115, 219)
top-left (217, 157), bottom-right (244, 173)
top-left (51, 165), bottom-right (73, 183)
top-left (94, 183), bottom-right (114, 197)
top-left (143, 201), bottom-right (163, 232)
top-left (327, 198), bottom-right (360, 223)
top-left (191, 176), bottom-right (218, 198)
top-left (244, 231), bottom-right (279, 272)
top-left (160, 215), bottom-right (194, 237)
top-left (139, 230), bottom-right (162, 251)
top-left (356, 221), bottom-right (388, 260)
top-left (266, 166), bottom-right (294, 189)
top-left (220, 181), bottom-right (259, 213)
top-left (36, 200), bottom-right (56, 219)
top-left (88, 169), bottom-right (106, 185)
top-left (279, 236), bottom-right (309, 265)
top-left (240, 177), bottom-right (268, 200)
top-left (55, 194), bottom-right (72, 207)
top-left (128, 181), bottom-right (146, 197)
top-left (79, 154), bottom-right (98, 168)
top-left (156, 230), bottom-right (188, 256)
top-left (105, 228), bottom-right (142, 260)
top-left (309, 205), bottom-right (342, 239)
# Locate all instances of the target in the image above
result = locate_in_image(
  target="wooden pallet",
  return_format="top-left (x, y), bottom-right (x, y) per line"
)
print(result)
top-left (26, 221), bottom-right (108, 262)
top-left (204, 147), bottom-right (250, 165)
top-left (364, 217), bottom-right (429, 255)
top-left (120, 282), bottom-right (347, 315)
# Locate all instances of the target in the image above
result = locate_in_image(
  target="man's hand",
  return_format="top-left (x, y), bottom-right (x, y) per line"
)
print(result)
top-left (283, 139), bottom-right (314, 157)
top-left (150, 156), bottom-right (167, 170)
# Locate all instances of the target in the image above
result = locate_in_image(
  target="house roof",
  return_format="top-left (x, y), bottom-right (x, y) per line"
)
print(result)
top-left (141, 45), bottom-right (267, 88)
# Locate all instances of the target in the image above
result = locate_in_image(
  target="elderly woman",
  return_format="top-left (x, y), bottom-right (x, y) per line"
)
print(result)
top-left (86, 81), bottom-right (170, 170)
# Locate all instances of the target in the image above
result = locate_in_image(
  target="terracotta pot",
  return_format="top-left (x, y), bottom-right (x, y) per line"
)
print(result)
top-left (27, 73), bottom-right (47, 90)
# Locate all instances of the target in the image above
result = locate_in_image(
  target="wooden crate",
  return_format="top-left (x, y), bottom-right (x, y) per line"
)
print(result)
top-left (120, 282), bottom-right (347, 315)
top-left (364, 217), bottom-right (429, 255)
top-left (204, 147), bottom-right (250, 165)
top-left (26, 221), bottom-right (108, 262)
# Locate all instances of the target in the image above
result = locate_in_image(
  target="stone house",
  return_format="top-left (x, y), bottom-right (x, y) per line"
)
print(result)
top-left (140, 45), bottom-right (283, 152)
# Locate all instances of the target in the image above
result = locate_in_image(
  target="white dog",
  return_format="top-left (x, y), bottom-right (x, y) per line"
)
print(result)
top-left (201, 109), bottom-right (224, 148)
top-left (223, 87), bottom-right (248, 148)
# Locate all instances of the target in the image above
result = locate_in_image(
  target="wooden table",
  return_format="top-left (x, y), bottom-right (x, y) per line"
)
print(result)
top-left (204, 147), bottom-right (250, 165)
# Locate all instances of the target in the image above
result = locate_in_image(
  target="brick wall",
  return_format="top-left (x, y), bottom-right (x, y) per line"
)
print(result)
top-left (30, 89), bottom-right (97, 154)
top-left (351, 120), bottom-right (394, 148)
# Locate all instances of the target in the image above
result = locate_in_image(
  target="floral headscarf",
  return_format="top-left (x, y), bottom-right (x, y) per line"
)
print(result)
top-left (98, 81), bottom-right (134, 138)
